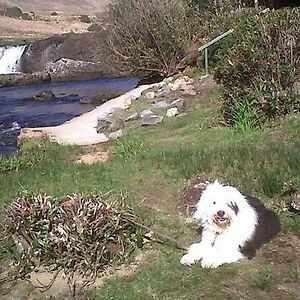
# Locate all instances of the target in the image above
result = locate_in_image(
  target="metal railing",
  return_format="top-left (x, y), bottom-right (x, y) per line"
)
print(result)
top-left (198, 29), bottom-right (234, 75)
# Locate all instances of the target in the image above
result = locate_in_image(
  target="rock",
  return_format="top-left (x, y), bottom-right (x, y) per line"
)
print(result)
top-left (96, 116), bottom-right (112, 133)
top-left (125, 112), bottom-right (141, 122)
top-left (166, 107), bottom-right (179, 117)
top-left (172, 98), bottom-right (187, 114)
top-left (109, 129), bottom-right (124, 140)
top-left (91, 92), bottom-right (123, 106)
top-left (0, 72), bottom-right (51, 88)
top-left (142, 115), bottom-right (163, 126)
top-left (79, 97), bottom-right (93, 104)
top-left (109, 107), bottom-right (123, 114)
top-left (140, 109), bottom-right (155, 118)
top-left (152, 101), bottom-right (170, 109)
top-left (168, 76), bottom-right (193, 91)
top-left (87, 23), bottom-right (102, 32)
top-left (18, 128), bottom-right (46, 145)
top-left (291, 194), bottom-right (300, 211)
top-left (163, 76), bottom-right (174, 84)
top-left (22, 32), bottom-right (110, 74)
top-left (108, 118), bottom-right (125, 132)
top-left (145, 91), bottom-right (155, 100)
top-left (44, 58), bottom-right (105, 81)
top-left (34, 90), bottom-right (56, 101)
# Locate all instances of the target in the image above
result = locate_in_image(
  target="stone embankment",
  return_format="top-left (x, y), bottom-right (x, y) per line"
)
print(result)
top-left (19, 75), bottom-right (215, 146)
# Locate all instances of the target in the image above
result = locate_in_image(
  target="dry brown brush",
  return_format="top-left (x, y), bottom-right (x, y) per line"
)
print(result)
top-left (0, 193), bottom-right (144, 294)
top-left (100, 0), bottom-right (203, 77)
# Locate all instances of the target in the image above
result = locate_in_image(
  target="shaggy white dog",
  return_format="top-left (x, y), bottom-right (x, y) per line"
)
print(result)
top-left (180, 180), bottom-right (280, 268)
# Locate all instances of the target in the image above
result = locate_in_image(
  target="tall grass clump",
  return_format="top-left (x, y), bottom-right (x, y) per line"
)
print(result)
top-left (113, 136), bottom-right (149, 162)
top-left (213, 8), bottom-right (300, 127)
top-left (101, 0), bottom-right (203, 77)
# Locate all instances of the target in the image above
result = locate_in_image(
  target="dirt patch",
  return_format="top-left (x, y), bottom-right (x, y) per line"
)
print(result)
top-left (177, 175), bottom-right (212, 216)
top-left (0, 250), bottom-right (157, 300)
top-left (0, 15), bottom-right (90, 42)
top-left (217, 234), bottom-right (300, 300)
top-left (76, 151), bottom-right (110, 164)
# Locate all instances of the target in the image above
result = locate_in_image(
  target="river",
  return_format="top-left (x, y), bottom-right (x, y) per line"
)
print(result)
top-left (0, 77), bottom-right (139, 156)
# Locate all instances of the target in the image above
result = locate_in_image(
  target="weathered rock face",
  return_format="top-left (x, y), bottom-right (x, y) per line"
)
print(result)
top-left (45, 58), bottom-right (105, 81)
top-left (21, 32), bottom-right (111, 75)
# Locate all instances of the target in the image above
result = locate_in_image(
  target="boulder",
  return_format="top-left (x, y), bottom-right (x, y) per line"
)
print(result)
top-left (125, 112), bottom-right (141, 122)
top-left (171, 99), bottom-right (187, 114)
top-left (109, 129), bottom-right (124, 140)
top-left (108, 118), bottom-right (125, 132)
top-left (34, 90), bottom-right (56, 101)
top-left (21, 32), bottom-right (112, 76)
top-left (166, 107), bottom-right (179, 117)
top-left (140, 109), bottom-right (155, 118)
top-left (0, 72), bottom-right (51, 87)
top-left (152, 100), bottom-right (170, 109)
top-left (145, 91), bottom-right (155, 100)
top-left (44, 58), bottom-right (105, 81)
top-left (96, 116), bottom-right (112, 133)
top-left (142, 115), bottom-right (163, 126)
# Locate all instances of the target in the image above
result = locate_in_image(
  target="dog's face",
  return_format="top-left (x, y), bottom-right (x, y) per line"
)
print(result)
top-left (193, 181), bottom-right (242, 233)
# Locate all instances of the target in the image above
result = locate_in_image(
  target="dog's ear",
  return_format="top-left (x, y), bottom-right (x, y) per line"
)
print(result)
top-left (227, 202), bottom-right (239, 215)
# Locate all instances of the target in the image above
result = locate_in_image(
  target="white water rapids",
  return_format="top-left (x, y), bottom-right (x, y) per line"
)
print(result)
top-left (0, 45), bottom-right (26, 74)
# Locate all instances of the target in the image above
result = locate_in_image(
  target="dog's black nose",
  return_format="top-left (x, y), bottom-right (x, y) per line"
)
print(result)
top-left (217, 210), bottom-right (225, 217)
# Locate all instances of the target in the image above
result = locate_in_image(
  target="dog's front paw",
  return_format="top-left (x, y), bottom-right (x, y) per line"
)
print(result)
top-left (201, 257), bottom-right (221, 269)
top-left (180, 254), bottom-right (198, 266)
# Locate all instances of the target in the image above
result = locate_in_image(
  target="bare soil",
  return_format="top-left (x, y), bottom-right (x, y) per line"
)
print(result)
top-left (0, 15), bottom-right (90, 43)
top-left (2, 0), bottom-right (111, 14)
top-left (0, 0), bottom-right (112, 43)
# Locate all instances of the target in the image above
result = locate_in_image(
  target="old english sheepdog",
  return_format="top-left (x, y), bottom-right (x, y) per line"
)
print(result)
top-left (180, 180), bottom-right (280, 268)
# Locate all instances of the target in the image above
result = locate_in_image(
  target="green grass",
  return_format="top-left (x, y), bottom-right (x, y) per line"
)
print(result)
top-left (0, 87), bottom-right (299, 299)
top-left (251, 264), bottom-right (277, 291)
top-left (91, 248), bottom-right (236, 300)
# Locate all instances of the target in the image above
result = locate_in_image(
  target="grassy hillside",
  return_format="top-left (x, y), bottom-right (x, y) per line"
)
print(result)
top-left (0, 81), bottom-right (299, 299)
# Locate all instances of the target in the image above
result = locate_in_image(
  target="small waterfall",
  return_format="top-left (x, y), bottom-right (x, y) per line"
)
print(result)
top-left (0, 45), bottom-right (26, 74)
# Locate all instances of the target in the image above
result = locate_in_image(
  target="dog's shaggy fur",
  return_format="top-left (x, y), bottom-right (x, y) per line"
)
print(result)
top-left (180, 180), bottom-right (280, 268)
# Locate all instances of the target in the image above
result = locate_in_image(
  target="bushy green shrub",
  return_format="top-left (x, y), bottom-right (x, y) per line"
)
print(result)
top-left (214, 8), bottom-right (300, 126)
top-left (101, 0), bottom-right (203, 77)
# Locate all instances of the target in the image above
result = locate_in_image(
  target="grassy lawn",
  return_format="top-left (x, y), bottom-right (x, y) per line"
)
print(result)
top-left (0, 86), bottom-right (299, 299)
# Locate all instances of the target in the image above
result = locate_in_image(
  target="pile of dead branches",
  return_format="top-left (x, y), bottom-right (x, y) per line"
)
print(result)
top-left (0, 193), bottom-right (143, 292)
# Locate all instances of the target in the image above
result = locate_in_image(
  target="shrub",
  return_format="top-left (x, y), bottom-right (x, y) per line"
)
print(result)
top-left (101, 0), bottom-right (203, 77)
top-left (213, 8), bottom-right (300, 126)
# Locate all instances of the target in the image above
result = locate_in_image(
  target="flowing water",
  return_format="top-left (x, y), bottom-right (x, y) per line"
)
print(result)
top-left (0, 45), bottom-right (26, 74)
top-left (0, 77), bottom-right (139, 156)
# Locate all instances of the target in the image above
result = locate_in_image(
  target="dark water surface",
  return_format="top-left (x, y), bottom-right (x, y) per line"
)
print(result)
top-left (0, 77), bottom-right (139, 156)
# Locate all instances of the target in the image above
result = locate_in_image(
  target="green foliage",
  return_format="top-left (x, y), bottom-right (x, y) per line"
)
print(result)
top-left (0, 139), bottom-right (46, 173)
top-left (214, 8), bottom-right (300, 126)
top-left (0, 156), bottom-right (24, 172)
top-left (113, 136), bottom-right (149, 162)
top-left (229, 100), bottom-right (259, 132)
top-left (101, 0), bottom-right (203, 76)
